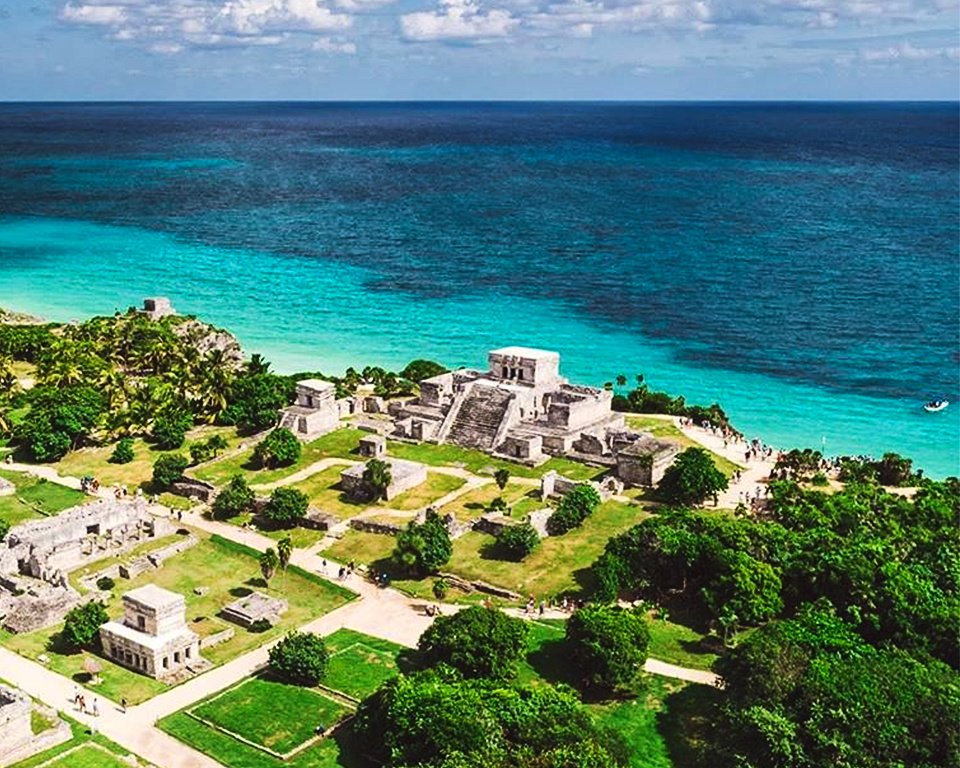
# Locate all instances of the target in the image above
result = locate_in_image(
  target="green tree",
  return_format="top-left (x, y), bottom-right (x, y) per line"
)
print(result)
top-left (362, 458), bottom-right (393, 502)
top-left (277, 536), bottom-right (293, 573)
top-left (210, 474), bottom-right (255, 520)
top-left (262, 487), bottom-right (308, 528)
top-left (658, 447), bottom-right (728, 506)
top-left (497, 523), bottom-right (540, 561)
top-left (417, 606), bottom-right (529, 680)
top-left (566, 604), bottom-right (650, 694)
top-left (400, 359), bottom-right (448, 382)
top-left (547, 483), bottom-right (601, 536)
top-left (393, 510), bottom-right (452, 576)
top-left (150, 407), bottom-right (192, 450)
top-left (268, 631), bottom-right (329, 686)
top-left (0, 519), bottom-right (9, 544)
top-left (252, 427), bottom-right (301, 469)
top-left (260, 547), bottom-right (280, 584)
top-left (494, 468), bottom-right (510, 491)
top-left (108, 437), bottom-right (135, 465)
top-left (151, 453), bottom-right (189, 488)
top-left (223, 372), bottom-right (294, 434)
top-left (703, 552), bottom-right (783, 625)
top-left (62, 601), bottom-right (109, 649)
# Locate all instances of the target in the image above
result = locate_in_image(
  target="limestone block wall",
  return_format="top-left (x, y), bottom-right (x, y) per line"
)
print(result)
top-left (0, 686), bottom-right (31, 759)
top-left (100, 627), bottom-right (200, 680)
top-left (123, 593), bottom-right (186, 636)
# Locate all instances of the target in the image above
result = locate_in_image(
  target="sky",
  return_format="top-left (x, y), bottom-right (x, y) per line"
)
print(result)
top-left (0, 0), bottom-right (957, 99)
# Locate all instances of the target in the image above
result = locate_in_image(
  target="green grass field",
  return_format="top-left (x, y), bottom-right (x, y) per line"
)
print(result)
top-left (47, 426), bottom-right (243, 491)
top-left (9, 718), bottom-right (145, 768)
top-left (435, 499), bottom-right (651, 599)
top-left (437, 481), bottom-right (536, 521)
top-left (624, 415), bottom-right (741, 478)
top-left (323, 530), bottom-right (397, 567)
top-left (0, 470), bottom-right (87, 527)
top-left (324, 629), bottom-right (404, 700)
top-left (3, 533), bottom-right (354, 705)
top-left (192, 428), bottom-right (368, 488)
top-left (192, 677), bottom-right (348, 753)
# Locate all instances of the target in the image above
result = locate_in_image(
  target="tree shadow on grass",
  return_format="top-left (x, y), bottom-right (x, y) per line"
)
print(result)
top-left (45, 632), bottom-right (79, 656)
top-left (679, 635), bottom-right (723, 660)
top-left (228, 586), bottom-right (253, 598)
top-left (245, 577), bottom-right (269, 589)
top-left (525, 637), bottom-right (579, 689)
top-left (656, 683), bottom-right (723, 768)
top-left (477, 537), bottom-right (519, 563)
top-left (329, 721), bottom-right (378, 768)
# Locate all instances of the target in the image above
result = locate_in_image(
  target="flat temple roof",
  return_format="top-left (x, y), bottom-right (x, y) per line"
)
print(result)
top-left (123, 584), bottom-right (184, 609)
top-left (488, 346), bottom-right (559, 360)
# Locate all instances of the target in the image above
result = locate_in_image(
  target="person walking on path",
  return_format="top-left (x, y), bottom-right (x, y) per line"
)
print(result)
top-left (92, 698), bottom-right (99, 717)
top-left (120, 697), bottom-right (127, 713)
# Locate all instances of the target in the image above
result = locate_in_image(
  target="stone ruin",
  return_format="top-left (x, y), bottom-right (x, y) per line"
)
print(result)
top-left (0, 684), bottom-right (70, 767)
top-left (0, 498), bottom-right (174, 633)
top-left (340, 437), bottom-right (428, 502)
top-left (388, 346), bottom-right (682, 486)
top-left (0, 477), bottom-right (13, 497)
top-left (99, 584), bottom-right (208, 682)
top-left (221, 591), bottom-right (288, 628)
top-left (141, 296), bottom-right (176, 320)
top-left (279, 379), bottom-right (340, 440)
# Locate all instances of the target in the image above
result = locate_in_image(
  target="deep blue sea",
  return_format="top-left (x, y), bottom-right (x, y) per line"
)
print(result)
top-left (0, 102), bottom-right (957, 476)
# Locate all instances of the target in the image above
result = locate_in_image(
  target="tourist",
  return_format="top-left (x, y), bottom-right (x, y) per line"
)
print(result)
top-left (92, 698), bottom-right (99, 717)
top-left (73, 687), bottom-right (80, 708)
top-left (538, 600), bottom-right (545, 617)
top-left (78, 695), bottom-right (86, 714)
top-left (177, 510), bottom-right (183, 522)
top-left (121, 697), bottom-right (127, 713)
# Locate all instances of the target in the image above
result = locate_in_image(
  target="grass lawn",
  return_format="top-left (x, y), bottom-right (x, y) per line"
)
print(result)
top-left (4, 533), bottom-right (354, 705)
top-left (47, 426), bottom-right (243, 491)
top-left (67, 534), bottom-right (181, 591)
top-left (646, 617), bottom-right (720, 672)
top-left (261, 525), bottom-right (329, 550)
top-left (386, 473), bottom-right (465, 511)
top-left (192, 677), bottom-right (347, 753)
top-left (11, 717), bottom-right (146, 768)
top-left (192, 428), bottom-right (368, 488)
top-left (0, 470), bottom-right (87, 526)
top-left (625, 415), bottom-right (741, 478)
top-left (519, 617), bottom-right (719, 768)
top-left (323, 530), bottom-right (397, 567)
top-left (387, 441), bottom-right (605, 481)
top-left (427, 498), bottom-right (651, 600)
top-left (289, 465), bottom-right (366, 519)
top-left (438, 481), bottom-right (534, 521)
top-left (324, 629), bottom-right (404, 700)
top-left (159, 710), bottom-right (369, 768)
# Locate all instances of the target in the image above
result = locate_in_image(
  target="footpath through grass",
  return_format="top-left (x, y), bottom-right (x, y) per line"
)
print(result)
top-left (3, 532), bottom-right (355, 705)
top-left (0, 469), bottom-right (87, 527)
top-left (10, 717), bottom-right (146, 768)
top-left (625, 415), bottom-right (741, 477)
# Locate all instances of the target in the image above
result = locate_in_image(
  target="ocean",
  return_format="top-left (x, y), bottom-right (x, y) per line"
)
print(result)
top-left (0, 102), bottom-right (957, 476)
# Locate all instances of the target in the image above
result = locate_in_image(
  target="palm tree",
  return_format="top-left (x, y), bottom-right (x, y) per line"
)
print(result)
top-left (247, 354), bottom-right (271, 375)
top-left (615, 374), bottom-right (627, 388)
top-left (362, 459), bottom-right (392, 502)
top-left (277, 537), bottom-right (293, 587)
top-left (259, 548), bottom-right (280, 585)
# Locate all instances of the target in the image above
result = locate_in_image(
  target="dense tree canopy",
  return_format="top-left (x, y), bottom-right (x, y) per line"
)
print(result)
top-left (261, 487), bottom-right (309, 528)
top-left (211, 474), bottom-right (255, 520)
top-left (62, 601), bottom-right (109, 649)
top-left (496, 523), bottom-right (540, 561)
top-left (400, 359), bottom-right (448, 383)
top-left (547, 484), bottom-right (601, 536)
top-left (354, 669), bottom-right (626, 768)
top-left (566, 604), bottom-right (650, 694)
top-left (657, 447), bottom-right (728, 506)
top-left (393, 510), bottom-right (453, 576)
top-left (417, 606), bottom-right (528, 681)
top-left (252, 427), bottom-right (301, 469)
top-left (151, 453), bottom-right (189, 488)
top-left (268, 631), bottom-right (329, 686)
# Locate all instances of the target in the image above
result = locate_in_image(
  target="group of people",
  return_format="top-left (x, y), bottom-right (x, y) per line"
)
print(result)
top-left (72, 688), bottom-right (99, 717)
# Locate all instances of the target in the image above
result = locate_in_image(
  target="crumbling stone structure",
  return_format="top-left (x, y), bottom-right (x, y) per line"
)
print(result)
top-left (221, 591), bottom-right (287, 628)
top-left (279, 379), bottom-right (340, 440)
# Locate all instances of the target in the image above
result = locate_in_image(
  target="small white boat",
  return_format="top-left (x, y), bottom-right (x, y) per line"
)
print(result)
top-left (923, 400), bottom-right (949, 413)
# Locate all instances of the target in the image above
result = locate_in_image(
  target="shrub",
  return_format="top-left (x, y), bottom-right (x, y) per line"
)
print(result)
top-left (151, 454), bottom-right (189, 489)
top-left (400, 359), bottom-right (448, 383)
top-left (362, 458), bottom-right (392, 502)
top-left (62, 601), bottom-right (109, 649)
top-left (95, 576), bottom-right (115, 591)
top-left (566, 604), bottom-right (650, 694)
top-left (393, 510), bottom-right (452, 576)
top-left (268, 631), bottom-right (329, 686)
top-left (261, 487), bottom-right (308, 528)
top-left (417, 606), bottom-right (528, 680)
top-left (249, 618), bottom-right (272, 633)
top-left (658, 447), bottom-right (728, 506)
top-left (211, 475), bottom-right (255, 520)
top-left (489, 496), bottom-right (508, 513)
top-left (547, 484), bottom-right (600, 535)
top-left (151, 408), bottom-right (192, 450)
top-left (497, 523), bottom-right (540, 561)
top-left (253, 427), bottom-right (301, 469)
top-left (108, 437), bottom-right (135, 465)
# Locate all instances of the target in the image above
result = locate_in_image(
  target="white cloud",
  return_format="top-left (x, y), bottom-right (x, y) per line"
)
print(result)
top-left (861, 40), bottom-right (959, 60)
top-left (401, 0), bottom-right (519, 41)
top-left (59, 0), bottom-right (355, 50)
top-left (312, 36), bottom-right (358, 51)
top-left (60, 3), bottom-right (126, 25)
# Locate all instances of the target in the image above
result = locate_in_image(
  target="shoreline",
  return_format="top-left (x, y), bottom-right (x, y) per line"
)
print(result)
top-left (3, 299), bottom-right (957, 479)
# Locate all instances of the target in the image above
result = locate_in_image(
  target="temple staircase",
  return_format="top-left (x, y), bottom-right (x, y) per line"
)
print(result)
top-left (444, 386), bottom-right (514, 452)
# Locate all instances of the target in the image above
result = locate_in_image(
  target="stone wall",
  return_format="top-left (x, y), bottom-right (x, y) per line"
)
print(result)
top-left (0, 688), bottom-right (70, 768)
top-left (169, 477), bottom-right (217, 503)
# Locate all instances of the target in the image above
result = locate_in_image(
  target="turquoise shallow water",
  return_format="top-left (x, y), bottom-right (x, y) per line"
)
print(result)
top-left (2, 215), bottom-right (957, 478)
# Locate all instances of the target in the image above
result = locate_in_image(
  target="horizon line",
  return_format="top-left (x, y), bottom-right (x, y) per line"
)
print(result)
top-left (1, 98), bottom-right (958, 105)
